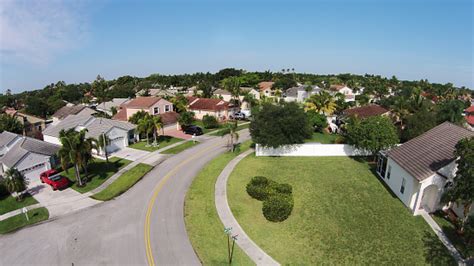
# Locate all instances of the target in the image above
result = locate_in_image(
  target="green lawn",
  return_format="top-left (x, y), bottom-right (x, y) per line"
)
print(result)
top-left (92, 163), bottom-right (153, 201)
top-left (61, 157), bottom-right (132, 193)
top-left (185, 141), bottom-right (254, 265)
top-left (304, 132), bottom-right (340, 144)
top-left (0, 207), bottom-right (49, 234)
top-left (227, 156), bottom-right (454, 265)
top-left (210, 122), bottom-right (250, 136)
top-left (129, 136), bottom-right (182, 152)
top-left (161, 141), bottom-right (199, 154)
top-left (432, 211), bottom-right (472, 259)
top-left (192, 120), bottom-right (219, 134)
top-left (0, 193), bottom-right (38, 215)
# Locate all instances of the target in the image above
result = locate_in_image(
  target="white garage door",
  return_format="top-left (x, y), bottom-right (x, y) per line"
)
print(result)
top-left (21, 164), bottom-right (48, 183)
top-left (107, 137), bottom-right (125, 153)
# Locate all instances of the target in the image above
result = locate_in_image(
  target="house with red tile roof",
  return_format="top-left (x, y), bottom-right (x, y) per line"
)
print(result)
top-left (342, 104), bottom-right (390, 119)
top-left (258, 81), bottom-right (275, 97)
top-left (464, 105), bottom-right (474, 131)
top-left (329, 84), bottom-right (356, 102)
top-left (187, 97), bottom-right (236, 121)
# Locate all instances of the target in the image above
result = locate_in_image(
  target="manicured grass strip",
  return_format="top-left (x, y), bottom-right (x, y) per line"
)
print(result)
top-left (210, 123), bottom-right (250, 136)
top-left (304, 132), bottom-right (339, 144)
top-left (161, 141), bottom-right (199, 154)
top-left (129, 136), bottom-right (182, 152)
top-left (227, 156), bottom-right (454, 265)
top-left (62, 157), bottom-right (132, 193)
top-left (0, 207), bottom-right (49, 234)
top-left (92, 163), bottom-right (153, 201)
top-left (185, 141), bottom-right (253, 265)
top-left (432, 211), bottom-right (472, 259)
top-left (0, 193), bottom-right (38, 215)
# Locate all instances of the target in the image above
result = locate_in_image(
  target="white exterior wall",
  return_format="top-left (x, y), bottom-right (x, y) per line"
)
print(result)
top-left (255, 143), bottom-right (371, 157)
top-left (382, 158), bottom-right (421, 213)
top-left (191, 109), bottom-right (231, 121)
top-left (15, 152), bottom-right (52, 172)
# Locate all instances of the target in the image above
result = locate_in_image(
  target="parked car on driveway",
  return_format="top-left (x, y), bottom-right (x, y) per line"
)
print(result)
top-left (40, 169), bottom-right (69, 190)
top-left (230, 111), bottom-right (247, 120)
top-left (183, 125), bottom-right (203, 136)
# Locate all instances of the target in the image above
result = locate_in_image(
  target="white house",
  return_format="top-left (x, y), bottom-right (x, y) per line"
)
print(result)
top-left (214, 87), bottom-right (260, 110)
top-left (329, 85), bottom-right (357, 102)
top-left (43, 114), bottom-right (138, 154)
top-left (376, 122), bottom-right (474, 217)
top-left (0, 131), bottom-right (60, 182)
top-left (284, 85), bottom-right (321, 103)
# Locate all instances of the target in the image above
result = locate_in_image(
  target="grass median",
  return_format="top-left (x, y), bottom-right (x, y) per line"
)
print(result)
top-left (0, 207), bottom-right (49, 234)
top-left (91, 163), bottom-right (153, 201)
top-left (185, 141), bottom-right (253, 265)
top-left (129, 136), bottom-right (182, 152)
top-left (161, 141), bottom-right (199, 154)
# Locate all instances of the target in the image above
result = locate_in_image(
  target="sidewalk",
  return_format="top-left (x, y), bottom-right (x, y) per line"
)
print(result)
top-left (215, 149), bottom-right (280, 266)
top-left (420, 210), bottom-right (466, 265)
top-left (0, 139), bottom-right (188, 222)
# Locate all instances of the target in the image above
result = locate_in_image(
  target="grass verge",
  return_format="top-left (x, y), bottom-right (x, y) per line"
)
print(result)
top-left (0, 207), bottom-right (49, 234)
top-left (161, 141), bottom-right (199, 154)
top-left (227, 155), bottom-right (454, 265)
top-left (304, 132), bottom-right (339, 144)
top-left (62, 157), bottom-right (132, 193)
top-left (210, 122), bottom-right (250, 136)
top-left (92, 163), bottom-right (153, 201)
top-left (129, 136), bottom-right (182, 152)
top-left (185, 141), bottom-right (254, 265)
top-left (0, 193), bottom-right (38, 215)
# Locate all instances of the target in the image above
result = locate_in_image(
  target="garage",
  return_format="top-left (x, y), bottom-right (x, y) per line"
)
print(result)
top-left (21, 163), bottom-right (48, 183)
top-left (107, 137), bottom-right (125, 153)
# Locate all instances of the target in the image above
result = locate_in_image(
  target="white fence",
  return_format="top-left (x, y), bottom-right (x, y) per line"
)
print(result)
top-left (255, 143), bottom-right (372, 157)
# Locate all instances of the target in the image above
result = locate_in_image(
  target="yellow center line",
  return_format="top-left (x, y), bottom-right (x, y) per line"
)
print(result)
top-left (144, 142), bottom-right (223, 266)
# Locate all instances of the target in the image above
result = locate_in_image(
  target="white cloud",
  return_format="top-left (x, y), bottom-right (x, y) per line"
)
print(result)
top-left (0, 0), bottom-right (88, 64)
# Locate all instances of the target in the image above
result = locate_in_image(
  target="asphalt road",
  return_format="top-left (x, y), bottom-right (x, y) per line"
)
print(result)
top-left (0, 130), bottom-right (250, 265)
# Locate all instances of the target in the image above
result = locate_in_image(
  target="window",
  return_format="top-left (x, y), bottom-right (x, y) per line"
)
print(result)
top-left (400, 178), bottom-right (406, 194)
top-left (376, 153), bottom-right (387, 178)
top-left (154, 107), bottom-right (159, 114)
top-left (387, 166), bottom-right (391, 179)
top-left (165, 105), bottom-right (171, 112)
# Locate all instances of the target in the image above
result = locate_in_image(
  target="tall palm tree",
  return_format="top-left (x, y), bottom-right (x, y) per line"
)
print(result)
top-left (4, 168), bottom-right (28, 201)
top-left (304, 91), bottom-right (337, 115)
top-left (222, 121), bottom-right (239, 152)
top-left (58, 129), bottom-right (91, 187)
top-left (95, 133), bottom-right (110, 163)
top-left (137, 114), bottom-right (154, 145)
top-left (151, 115), bottom-right (163, 144)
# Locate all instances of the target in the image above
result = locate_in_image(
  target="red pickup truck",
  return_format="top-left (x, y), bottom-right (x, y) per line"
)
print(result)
top-left (40, 169), bottom-right (69, 190)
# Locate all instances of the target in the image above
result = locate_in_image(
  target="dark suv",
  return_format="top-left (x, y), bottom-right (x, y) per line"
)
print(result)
top-left (183, 125), bottom-right (203, 136)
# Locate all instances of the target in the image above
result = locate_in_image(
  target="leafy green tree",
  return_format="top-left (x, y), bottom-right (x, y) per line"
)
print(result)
top-left (222, 76), bottom-right (241, 105)
top-left (345, 116), bottom-right (399, 158)
top-left (4, 168), bottom-right (28, 201)
top-left (58, 129), bottom-right (92, 187)
top-left (437, 99), bottom-right (466, 124)
top-left (250, 102), bottom-right (312, 148)
top-left (202, 114), bottom-right (219, 129)
top-left (306, 110), bottom-right (328, 132)
top-left (442, 137), bottom-right (474, 233)
top-left (128, 110), bottom-right (148, 124)
top-left (25, 96), bottom-right (49, 118)
top-left (178, 111), bottom-right (195, 127)
top-left (0, 114), bottom-right (24, 134)
top-left (197, 80), bottom-right (214, 98)
top-left (401, 108), bottom-right (438, 142)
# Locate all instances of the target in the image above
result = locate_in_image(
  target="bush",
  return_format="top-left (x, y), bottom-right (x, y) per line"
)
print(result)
top-left (202, 115), bottom-right (219, 129)
top-left (0, 180), bottom-right (8, 197)
top-left (262, 195), bottom-right (294, 222)
top-left (246, 176), bottom-right (270, 200)
top-left (275, 183), bottom-right (292, 195)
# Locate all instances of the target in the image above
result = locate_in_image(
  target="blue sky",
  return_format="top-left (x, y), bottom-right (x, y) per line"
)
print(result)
top-left (0, 0), bottom-right (472, 93)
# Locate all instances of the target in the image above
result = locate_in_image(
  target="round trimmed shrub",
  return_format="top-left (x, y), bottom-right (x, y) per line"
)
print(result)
top-left (246, 176), bottom-right (269, 200)
top-left (202, 115), bottom-right (219, 129)
top-left (262, 195), bottom-right (294, 222)
top-left (275, 183), bottom-right (292, 195)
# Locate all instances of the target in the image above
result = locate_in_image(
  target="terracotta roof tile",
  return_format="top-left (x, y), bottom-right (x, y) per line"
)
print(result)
top-left (258, 81), bottom-right (274, 91)
top-left (112, 108), bottom-right (128, 121)
top-left (187, 97), bottom-right (230, 111)
top-left (160, 111), bottom-right (179, 125)
top-left (126, 97), bottom-right (161, 108)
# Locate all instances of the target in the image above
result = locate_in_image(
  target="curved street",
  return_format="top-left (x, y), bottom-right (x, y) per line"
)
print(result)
top-left (0, 130), bottom-right (250, 265)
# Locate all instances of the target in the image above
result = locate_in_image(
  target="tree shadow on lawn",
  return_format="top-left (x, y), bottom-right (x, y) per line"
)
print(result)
top-left (158, 135), bottom-right (174, 143)
top-left (422, 231), bottom-right (457, 266)
top-left (349, 156), bottom-right (398, 199)
top-left (83, 158), bottom-right (128, 182)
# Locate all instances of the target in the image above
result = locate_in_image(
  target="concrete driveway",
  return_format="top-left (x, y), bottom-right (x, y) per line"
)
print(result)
top-left (28, 179), bottom-right (99, 218)
top-left (111, 147), bottom-right (150, 161)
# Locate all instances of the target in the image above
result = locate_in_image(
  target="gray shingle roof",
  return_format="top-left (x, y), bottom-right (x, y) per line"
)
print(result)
top-left (387, 122), bottom-right (474, 181)
top-left (43, 114), bottom-right (135, 139)
top-left (0, 133), bottom-right (60, 168)
top-left (285, 85), bottom-right (321, 98)
top-left (0, 131), bottom-right (18, 147)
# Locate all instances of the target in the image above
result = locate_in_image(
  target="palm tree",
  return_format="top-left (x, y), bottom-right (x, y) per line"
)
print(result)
top-left (4, 168), bottom-right (28, 201)
top-left (222, 121), bottom-right (239, 152)
top-left (58, 129), bottom-right (91, 187)
top-left (390, 97), bottom-right (410, 129)
top-left (305, 91), bottom-right (337, 115)
top-left (151, 115), bottom-right (163, 145)
top-left (222, 77), bottom-right (241, 106)
top-left (95, 133), bottom-right (110, 163)
top-left (137, 114), bottom-right (154, 146)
